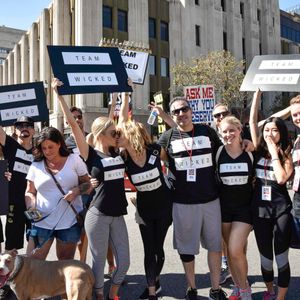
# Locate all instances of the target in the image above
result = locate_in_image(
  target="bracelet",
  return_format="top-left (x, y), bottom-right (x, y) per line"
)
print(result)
top-left (271, 158), bottom-right (279, 162)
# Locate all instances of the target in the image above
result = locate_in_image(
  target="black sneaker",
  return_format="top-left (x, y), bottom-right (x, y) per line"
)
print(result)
top-left (139, 281), bottom-right (162, 300)
top-left (208, 288), bottom-right (228, 300)
top-left (0, 285), bottom-right (12, 300)
top-left (185, 287), bottom-right (198, 300)
top-left (148, 296), bottom-right (158, 300)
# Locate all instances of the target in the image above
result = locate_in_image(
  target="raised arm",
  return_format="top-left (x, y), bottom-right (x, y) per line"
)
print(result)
top-left (258, 105), bottom-right (291, 128)
top-left (108, 92), bottom-right (118, 121)
top-left (51, 78), bottom-right (89, 160)
top-left (0, 126), bottom-right (7, 146)
top-left (149, 102), bottom-right (177, 128)
top-left (249, 89), bottom-right (261, 149)
top-left (118, 78), bottom-right (133, 125)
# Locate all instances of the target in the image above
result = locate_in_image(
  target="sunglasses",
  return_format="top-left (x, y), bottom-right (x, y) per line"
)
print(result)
top-left (16, 123), bottom-right (34, 130)
top-left (73, 115), bottom-right (83, 120)
top-left (213, 111), bottom-right (229, 119)
top-left (171, 106), bottom-right (190, 116)
top-left (109, 130), bottom-right (121, 138)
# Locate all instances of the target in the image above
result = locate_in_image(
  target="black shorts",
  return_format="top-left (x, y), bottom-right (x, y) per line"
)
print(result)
top-left (5, 202), bottom-right (30, 250)
top-left (221, 204), bottom-right (253, 225)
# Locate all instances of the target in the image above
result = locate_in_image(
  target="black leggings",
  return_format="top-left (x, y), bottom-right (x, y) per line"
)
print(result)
top-left (253, 212), bottom-right (292, 288)
top-left (139, 215), bottom-right (172, 287)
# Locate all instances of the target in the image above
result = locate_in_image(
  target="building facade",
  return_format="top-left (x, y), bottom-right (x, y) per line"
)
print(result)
top-left (0, 0), bottom-right (280, 132)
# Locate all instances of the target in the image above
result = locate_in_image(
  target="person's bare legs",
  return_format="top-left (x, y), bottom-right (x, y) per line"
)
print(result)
top-left (208, 251), bottom-right (222, 290)
top-left (182, 260), bottom-right (196, 289)
top-left (226, 222), bottom-right (251, 289)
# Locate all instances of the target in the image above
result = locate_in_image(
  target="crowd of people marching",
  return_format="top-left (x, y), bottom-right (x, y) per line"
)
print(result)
top-left (0, 78), bottom-right (300, 300)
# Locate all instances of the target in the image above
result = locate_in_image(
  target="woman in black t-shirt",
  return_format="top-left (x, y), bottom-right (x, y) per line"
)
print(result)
top-left (217, 116), bottom-right (253, 300)
top-left (53, 78), bottom-right (129, 300)
top-left (117, 94), bottom-right (172, 300)
top-left (250, 89), bottom-right (293, 300)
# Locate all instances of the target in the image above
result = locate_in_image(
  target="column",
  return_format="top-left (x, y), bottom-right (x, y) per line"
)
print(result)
top-left (20, 34), bottom-right (29, 83)
top-left (13, 43), bottom-right (21, 84)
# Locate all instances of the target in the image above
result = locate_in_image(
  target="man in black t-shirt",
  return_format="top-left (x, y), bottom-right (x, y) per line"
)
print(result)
top-left (158, 97), bottom-right (227, 300)
top-left (0, 116), bottom-right (35, 299)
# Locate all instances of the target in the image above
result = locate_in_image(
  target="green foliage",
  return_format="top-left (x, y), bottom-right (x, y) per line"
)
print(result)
top-left (171, 50), bottom-right (248, 108)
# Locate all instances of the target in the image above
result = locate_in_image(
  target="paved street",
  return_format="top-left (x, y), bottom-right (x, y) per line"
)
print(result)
top-left (3, 191), bottom-right (300, 299)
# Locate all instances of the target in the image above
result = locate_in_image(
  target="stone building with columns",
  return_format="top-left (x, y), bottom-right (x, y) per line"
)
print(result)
top-left (0, 0), bottom-right (281, 133)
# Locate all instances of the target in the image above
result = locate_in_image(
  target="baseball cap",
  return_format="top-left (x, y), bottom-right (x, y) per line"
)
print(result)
top-left (14, 116), bottom-right (34, 126)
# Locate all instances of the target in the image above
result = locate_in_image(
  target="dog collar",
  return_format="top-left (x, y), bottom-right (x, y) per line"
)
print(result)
top-left (7, 255), bottom-right (24, 282)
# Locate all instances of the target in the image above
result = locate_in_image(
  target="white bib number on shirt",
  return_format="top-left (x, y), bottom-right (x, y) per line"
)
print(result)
top-left (262, 185), bottom-right (272, 201)
top-left (187, 168), bottom-right (196, 182)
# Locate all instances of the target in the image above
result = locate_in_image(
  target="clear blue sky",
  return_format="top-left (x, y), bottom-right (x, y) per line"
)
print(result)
top-left (280, 0), bottom-right (300, 10)
top-left (0, 0), bottom-right (299, 31)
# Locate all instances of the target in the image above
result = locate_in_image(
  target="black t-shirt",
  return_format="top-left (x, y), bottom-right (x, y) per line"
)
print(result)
top-left (123, 143), bottom-right (171, 219)
top-left (253, 156), bottom-right (291, 217)
top-left (217, 146), bottom-right (253, 209)
top-left (85, 146), bottom-right (127, 216)
top-left (1, 135), bottom-right (33, 204)
top-left (158, 124), bottom-right (222, 204)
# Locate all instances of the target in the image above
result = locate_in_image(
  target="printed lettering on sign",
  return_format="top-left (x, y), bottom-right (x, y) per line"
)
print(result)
top-left (171, 136), bottom-right (211, 154)
top-left (221, 175), bottom-right (248, 185)
top-left (219, 163), bottom-right (248, 173)
top-left (259, 60), bottom-right (300, 70)
top-left (253, 74), bottom-right (299, 85)
top-left (135, 178), bottom-right (162, 192)
top-left (0, 89), bottom-right (36, 104)
top-left (62, 52), bottom-right (112, 65)
top-left (101, 156), bottom-right (124, 168)
top-left (183, 85), bottom-right (215, 124)
top-left (174, 154), bottom-right (212, 171)
top-left (67, 73), bottom-right (118, 86)
top-left (15, 149), bottom-right (34, 163)
top-left (1, 105), bottom-right (39, 121)
top-left (13, 161), bottom-right (30, 175)
top-left (131, 168), bottom-right (159, 184)
top-left (104, 168), bottom-right (125, 181)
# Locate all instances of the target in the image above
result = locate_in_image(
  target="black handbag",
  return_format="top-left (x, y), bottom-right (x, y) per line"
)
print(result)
top-left (290, 214), bottom-right (300, 249)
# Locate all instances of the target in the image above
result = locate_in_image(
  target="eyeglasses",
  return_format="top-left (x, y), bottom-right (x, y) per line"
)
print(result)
top-left (73, 115), bottom-right (82, 120)
top-left (171, 106), bottom-right (190, 116)
top-left (16, 123), bottom-right (34, 130)
top-left (213, 111), bottom-right (229, 119)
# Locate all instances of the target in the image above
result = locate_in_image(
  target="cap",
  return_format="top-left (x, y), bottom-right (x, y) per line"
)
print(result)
top-left (14, 116), bottom-right (34, 126)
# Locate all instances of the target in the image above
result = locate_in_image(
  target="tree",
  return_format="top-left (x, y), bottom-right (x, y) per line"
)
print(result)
top-left (171, 50), bottom-right (248, 109)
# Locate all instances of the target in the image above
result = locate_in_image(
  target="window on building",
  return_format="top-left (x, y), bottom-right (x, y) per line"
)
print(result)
top-left (195, 25), bottom-right (201, 46)
top-left (221, 0), bottom-right (226, 11)
top-left (103, 6), bottom-right (112, 28)
top-left (149, 18), bottom-right (156, 38)
top-left (223, 32), bottom-right (227, 51)
top-left (240, 2), bottom-right (244, 19)
top-left (161, 57), bottom-right (169, 77)
top-left (118, 9), bottom-right (127, 32)
top-left (160, 21), bottom-right (169, 41)
top-left (149, 55), bottom-right (156, 75)
top-left (195, 0), bottom-right (199, 5)
top-left (257, 9), bottom-right (261, 24)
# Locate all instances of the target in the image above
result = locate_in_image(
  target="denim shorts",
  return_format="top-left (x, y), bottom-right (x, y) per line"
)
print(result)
top-left (29, 223), bottom-right (81, 246)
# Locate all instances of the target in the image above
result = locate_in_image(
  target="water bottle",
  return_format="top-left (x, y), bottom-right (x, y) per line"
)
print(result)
top-left (147, 110), bottom-right (158, 125)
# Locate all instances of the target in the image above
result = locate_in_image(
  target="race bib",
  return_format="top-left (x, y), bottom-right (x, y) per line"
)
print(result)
top-left (187, 168), bottom-right (196, 182)
top-left (262, 185), bottom-right (271, 201)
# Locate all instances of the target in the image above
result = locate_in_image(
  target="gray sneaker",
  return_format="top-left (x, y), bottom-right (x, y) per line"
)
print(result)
top-left (219, 267), bottom-right (231, 285)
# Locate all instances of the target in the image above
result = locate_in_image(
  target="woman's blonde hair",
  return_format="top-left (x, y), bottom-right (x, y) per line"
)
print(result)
top-left (220, 115), bottom-right (242, 131)
top-left (120, 120), bottom-right (152, 155)
top-left (91, 117), bottom-right (114, 139)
